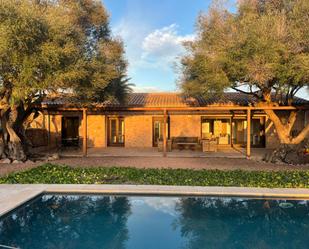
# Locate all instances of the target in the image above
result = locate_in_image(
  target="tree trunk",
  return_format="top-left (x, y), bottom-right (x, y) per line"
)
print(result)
top-left (0, 104), bottom-right (29, 161)
top-left (263, 108), bottom-right (309, 164)
top-left (264, 109), bottom-right (309, 145)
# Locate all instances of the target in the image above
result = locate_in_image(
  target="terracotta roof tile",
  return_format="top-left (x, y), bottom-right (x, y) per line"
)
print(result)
top-left (127, 93), bottom-right (190, 107)
top-left (42, 92), bottom-right (309, 107)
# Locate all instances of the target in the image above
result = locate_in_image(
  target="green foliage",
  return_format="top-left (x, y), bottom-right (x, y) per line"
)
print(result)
top-left (1, 163), bottom-right (309, 188)
top-left (180, 0), bottom-right (309, 103)
top-left (0, 0), bottom-right (130, 104)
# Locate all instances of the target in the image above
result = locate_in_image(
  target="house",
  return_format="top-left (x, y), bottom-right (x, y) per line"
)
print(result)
top-left (27, 92), bottom-right (309, 157)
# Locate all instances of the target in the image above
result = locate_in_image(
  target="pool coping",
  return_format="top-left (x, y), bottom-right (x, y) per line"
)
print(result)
top-left (2, 184), bottom-right (309, 217)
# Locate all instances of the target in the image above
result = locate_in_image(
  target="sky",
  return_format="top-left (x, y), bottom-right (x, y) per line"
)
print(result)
top-left (102, 0), bottom-right (309, 100)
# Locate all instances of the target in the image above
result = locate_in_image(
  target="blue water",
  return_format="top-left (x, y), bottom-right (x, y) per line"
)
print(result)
top-left (1, 195), bottom-right (309, 249)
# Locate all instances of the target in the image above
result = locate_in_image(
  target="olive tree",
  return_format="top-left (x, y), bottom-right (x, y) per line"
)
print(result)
top-left (180, 0), bottom-right (309, 147)
top-left (0, 0), bottom-right (130, 161)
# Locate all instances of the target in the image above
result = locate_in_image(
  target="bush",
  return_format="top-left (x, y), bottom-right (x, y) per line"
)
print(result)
top-left (1, 164), bottom-right (309, 188)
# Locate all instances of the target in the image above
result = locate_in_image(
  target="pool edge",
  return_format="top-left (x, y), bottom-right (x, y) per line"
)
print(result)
top-left (2, 184), bottom-right (309, 217)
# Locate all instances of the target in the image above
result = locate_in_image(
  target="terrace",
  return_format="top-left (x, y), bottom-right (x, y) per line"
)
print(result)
top-left (36, 145), bottom-right (272, 161)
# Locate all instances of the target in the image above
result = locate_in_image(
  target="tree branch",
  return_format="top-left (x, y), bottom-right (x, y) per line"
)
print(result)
top-left (286, 111), bottom-right (298, 133)
top-left (231, 87), bottom-right (260, 99)
top-left (264, 109), bottom-right (290, 144)
top-left (291, 123), bottom-right (309, 144)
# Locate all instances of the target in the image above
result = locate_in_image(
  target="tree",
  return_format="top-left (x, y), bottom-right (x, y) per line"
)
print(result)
top-left (0, 0), bottom-right (130, 161)
top-left (180, 0), bottom-right (309, 147)
top-left (174, 197), bottom-right (309, 249)
top-left (0, 195), bottom-right (131, 248)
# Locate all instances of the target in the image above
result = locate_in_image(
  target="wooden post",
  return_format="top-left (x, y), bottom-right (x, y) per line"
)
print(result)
top-left (246, 108), bottom-right (251, 159)
top-left (230, 116), bottom-right (233, 148)
top-left (163, 109), bottom-right (167, 157)
top-left (83, 108), bottom-right (87, 157)
top-left (47, 111), bottom-right (51, 151)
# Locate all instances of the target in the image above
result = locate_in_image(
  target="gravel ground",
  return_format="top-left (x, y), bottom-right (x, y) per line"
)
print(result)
top-left (0, 162), bottom-right (41, 177)
top-left (0, 156), bottom-right (308, 177)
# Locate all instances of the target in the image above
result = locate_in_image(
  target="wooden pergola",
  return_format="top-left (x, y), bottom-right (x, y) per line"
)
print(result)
top-left (44, 104), bottom-right (302, 159)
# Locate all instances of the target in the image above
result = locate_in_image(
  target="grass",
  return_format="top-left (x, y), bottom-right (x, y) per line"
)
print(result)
top-left (0, 163), bottom-right (309, 188)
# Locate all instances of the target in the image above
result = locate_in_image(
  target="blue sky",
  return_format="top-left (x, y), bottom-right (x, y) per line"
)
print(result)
top-left (103, 0), bottom-right (309, 99)
top-left (103, 0), bottom-right (213, 92)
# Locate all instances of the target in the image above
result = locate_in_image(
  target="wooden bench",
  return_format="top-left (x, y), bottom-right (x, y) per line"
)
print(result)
top-left (172, 137), bottom-right (200, 150)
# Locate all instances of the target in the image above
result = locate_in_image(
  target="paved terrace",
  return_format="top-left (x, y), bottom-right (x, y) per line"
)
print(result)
top-left (2, 184), bottom-right (309, 218)
top-left (49, 146), bottom-right (271, 160)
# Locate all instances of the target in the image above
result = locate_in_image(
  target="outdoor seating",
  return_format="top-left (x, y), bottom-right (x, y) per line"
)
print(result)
top-left (218, 134), bottom-right (229, 145)
top-left (172, 137), bottom-right (200, 150)
top-left (202, 133), bottom-right (218, 152)
top-left (61, 137), bottom-right (80, 147)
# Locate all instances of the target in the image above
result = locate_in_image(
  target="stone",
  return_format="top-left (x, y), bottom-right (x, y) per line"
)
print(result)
top-left (12, 160), bottom-right (23, 164)
top-left (47, 153), bottom-right (60, 161)
top-left (52, 153), bottom-right (60, 160)
top-left (0, 158), bottom-right (11, 164)
top-left (25, 160), bottom-right (35, 164)
top-left (268, 139), bottom-right (309, 165)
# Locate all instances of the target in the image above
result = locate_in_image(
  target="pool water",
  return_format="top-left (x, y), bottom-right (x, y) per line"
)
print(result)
top-left (1, 195), bottom-right (309, 249)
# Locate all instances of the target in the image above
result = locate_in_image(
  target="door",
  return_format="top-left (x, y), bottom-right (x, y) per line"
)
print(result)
top-left (108, 117), bottom-right (124, 146)
top-left (153, 117), bottom-right (169, 147)
top-left (232, 119), bottom-right (246, 145)
top-left (61, 117), bottom-right (79, 147)
top-left (232, 118), bottom-right (265, 147)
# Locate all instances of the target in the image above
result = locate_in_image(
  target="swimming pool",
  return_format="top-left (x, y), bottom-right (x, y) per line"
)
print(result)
top-left (0, 194), bottom-right (309, 249)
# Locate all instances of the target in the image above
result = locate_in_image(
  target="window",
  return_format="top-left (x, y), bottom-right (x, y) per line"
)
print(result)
top-left (201, 118), bottom-right (231, 144)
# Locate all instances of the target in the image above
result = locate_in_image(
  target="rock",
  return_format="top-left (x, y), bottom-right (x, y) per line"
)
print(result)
top-left (0, 158), bottom-right (11, 164)
top-left (12, 160), bottom-right (23, 164)
top-left (25, 159), bottom-right (35, 164)
top-left (51, 153), bottom-right (60, 160)
top-left (47, 153), bottom-right (60, 161)
top-left (268, 139), bottom-right (309, 165)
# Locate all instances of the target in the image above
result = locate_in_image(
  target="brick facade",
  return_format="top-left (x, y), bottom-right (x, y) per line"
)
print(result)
top-left (124, 115), bottom-right (153, 147)
top-left (170, 115), bottom-right (201, 138)
top-left (87, 115), bottom-right (106, 148)
top-left (27, 110), bottom-right (308, 150)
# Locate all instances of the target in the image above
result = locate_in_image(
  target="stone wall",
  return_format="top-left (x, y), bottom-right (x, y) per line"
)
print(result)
top-left (28, 112), bottom-right (62, 148)
top-left (28, 112), bottom-right (83, 149)
top-left (124, 115), bottom-right (153, 148)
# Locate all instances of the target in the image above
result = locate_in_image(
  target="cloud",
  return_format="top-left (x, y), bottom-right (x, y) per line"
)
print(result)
top-left (132, 197), bottom-right (180, 217)
top-left (111, 21), bottom-right (194, 91)
top-left (141, 24), bottom-right (195, 69)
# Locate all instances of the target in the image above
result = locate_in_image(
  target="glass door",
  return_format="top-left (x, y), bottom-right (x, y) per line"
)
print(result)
top-left (108, 117), bottom-right (124, 146)
top-left (232, 118), bottom-right (265, 147)
top-left (153, 119), bottom-right (162, 147)
top-left (153, 117), bottom-right (169, 147)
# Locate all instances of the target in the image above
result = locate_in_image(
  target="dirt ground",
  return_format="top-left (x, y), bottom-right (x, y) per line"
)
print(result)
top-left (0, 156), bottom-right (308, 177)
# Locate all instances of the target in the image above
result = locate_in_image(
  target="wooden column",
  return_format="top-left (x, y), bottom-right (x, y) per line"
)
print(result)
top-left (246, 108), bottom-right (251, 158)
top-left (83, 108), bottom-right (88, 157)
top-left (163, 109), bottom-right (167, 157)
top-left (230, 116), bottom-right (233, 148)
top-left (47, 111), bottom-right (51, 151)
